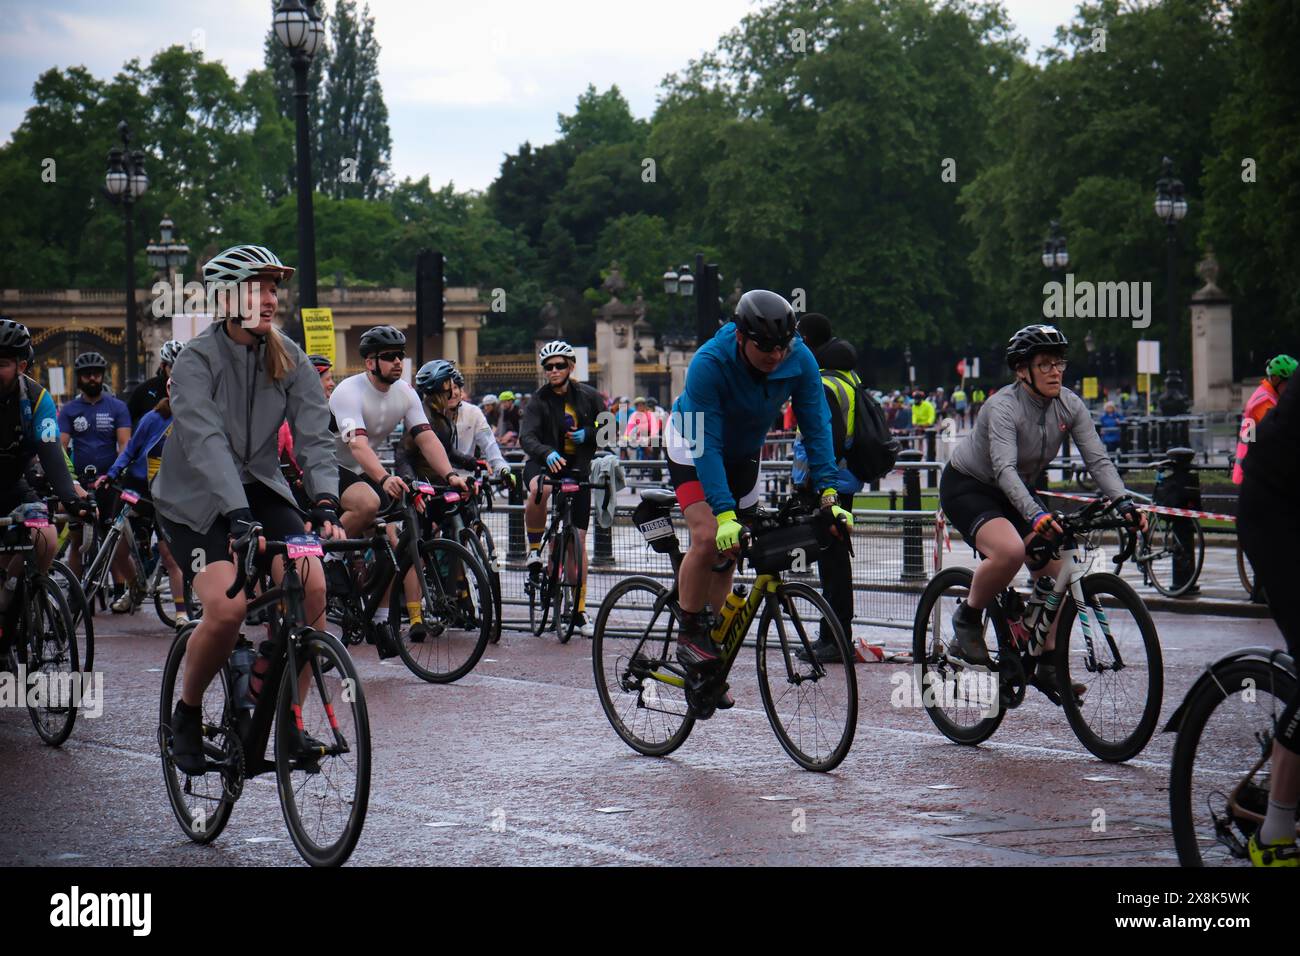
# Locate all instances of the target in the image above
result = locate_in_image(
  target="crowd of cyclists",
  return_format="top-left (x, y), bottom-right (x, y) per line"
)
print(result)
top-left (1, 239), bottom-right (1295, 868)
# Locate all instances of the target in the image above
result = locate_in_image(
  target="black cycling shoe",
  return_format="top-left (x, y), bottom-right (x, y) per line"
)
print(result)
top-left (796, 637), bottom-right (846, 664)
top-left (169, 701), bottom-right (208, 776)
top-left (715, 686), bottom-right (735, 710)
top-left (373, 623), bottom-right (401, 660)
top-left (290, 732), bottom-right (330, 772)
top-left (675, 611), bottom-right (721, 670)
top-left (1029, 661), bottom-right (1084, 706)
top-left (949, 601), bottom-right (992, 668)
top-left (408, 621), bottom-right (430, 644)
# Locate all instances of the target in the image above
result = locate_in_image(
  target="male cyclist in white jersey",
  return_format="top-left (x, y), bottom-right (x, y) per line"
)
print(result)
top-left (940, 324), bottom-right (1146, 701)
top-left (329, 325), bottom-right (468, 646)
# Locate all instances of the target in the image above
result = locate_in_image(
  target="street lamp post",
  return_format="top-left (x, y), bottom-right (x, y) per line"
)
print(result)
top-left (274, 0), bottom-right (325, 341)
top-left (1153, 156), bottom-right (1189, 376)
top-left (1041, 219), bottom-right (1069, 284)
top-left (146, 216), bottom-right (189, 374)
top-left (104, 120), bottom-right (149, 391)
top-left (674, 264), bottom-right (694, 340)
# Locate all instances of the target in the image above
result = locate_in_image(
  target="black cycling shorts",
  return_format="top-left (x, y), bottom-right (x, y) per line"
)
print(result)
top-left (940, 464), bottom-right (1042, 554)
top-left (338, 466), bottom-right (393, 513)
top-left (666, 455), bottom-right (762, 516)
top-left (524, 459), bottom-right (591, 531)
top-left (158, 482), bottom-right (305, 578)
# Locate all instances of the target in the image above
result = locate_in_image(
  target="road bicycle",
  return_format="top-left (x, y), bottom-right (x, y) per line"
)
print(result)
top-left (326, 483), bottom-right (492, 683)
top-left (1168, 644), bottom-right (1298, 865)
top-left (0, 503), bottom-right (80, 747)
top-left (525, 472), bottom-right (606, 642)
top-left (591, 490), bottom-right (858, 772)
top-left (158, 530), bottom-right (371, 867)
top-left (437, 462), bottom-right (510, 644)
top-left (914, 497), bottom-right (1163, 762)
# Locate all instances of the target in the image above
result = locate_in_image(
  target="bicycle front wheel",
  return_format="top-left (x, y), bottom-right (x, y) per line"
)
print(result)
top-left (22, 575), bottom-right (79, 746)
top-left (1169, 659), bottom-right (1297, 866)
top-left (1236, 541), bottom-right (1256, 598)
top-left (392, 537), bottom-right (492, 683)
top-left (1054, 572), bottom-right (1163, 762)
top-left (274, 628), bottom-right (370, 867)
top-left (49, 559), bottom-right (94, 672)
top-left (460, 523), bottom-right (502, 644)
top-left (556, 527), bottom-right (582, 644)
top-left (756, 581), bottom-right (858, 772)
top-left (1139, 515), bottom-right (1204, 598)
top-left (152, 563), bottom-right (177, 628)
top-left (592, 575), bottom-right (694, 756)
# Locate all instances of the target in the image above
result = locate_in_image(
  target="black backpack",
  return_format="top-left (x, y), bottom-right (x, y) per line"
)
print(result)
top-left (820, 369), bottom-right (900, 482)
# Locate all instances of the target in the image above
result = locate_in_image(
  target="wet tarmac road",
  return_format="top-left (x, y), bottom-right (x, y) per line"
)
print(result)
top-left (0, 607), bottom-right (1285, 867)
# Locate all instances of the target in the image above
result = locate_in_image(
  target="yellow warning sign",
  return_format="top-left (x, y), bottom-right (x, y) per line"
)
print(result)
top-left (300, 308), bottom-right (335, 366)
top-left (1137, 373), bottom-right (1150, 394)
top-left (1082, 376), bottom-right (1099, 400)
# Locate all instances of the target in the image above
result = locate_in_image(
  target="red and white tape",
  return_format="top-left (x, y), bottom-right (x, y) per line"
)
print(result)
top-left (1040, 490), bottom-right (1236, 523)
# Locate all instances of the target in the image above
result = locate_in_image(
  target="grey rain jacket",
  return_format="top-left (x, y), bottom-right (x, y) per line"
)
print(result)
top-left (153, 321), bottom-right (338, 532)
top-left (947, 383), bottom-right (1125, 522)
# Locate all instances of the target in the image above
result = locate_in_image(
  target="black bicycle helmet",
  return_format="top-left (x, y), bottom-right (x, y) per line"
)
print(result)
top-left (358, 325), bottom-right (406, 358)
top-left (0, 318), bottom-right (32, 358)
top-left (414, 359), bottom-right (456, 397)
top-left (1006, 324), bottom-right (1069, 370)
top-left (307, 353), bottom-right (333, 371)
top-left (75, 351), bottom-right (109, 371)
top-left (734, 290), bottom-right (797, 346)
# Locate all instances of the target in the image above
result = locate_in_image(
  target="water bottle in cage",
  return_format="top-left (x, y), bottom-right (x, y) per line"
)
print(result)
top-left (1025, 577), bottom-right (1060, 657)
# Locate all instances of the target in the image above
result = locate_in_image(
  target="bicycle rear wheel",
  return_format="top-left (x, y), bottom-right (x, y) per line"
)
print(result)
top-left (1169, 659), bottom-right (1297, 866)
top-left (556, 527), bottom-right (582, 644)
top-left (1236, 541), bottom-right (1257, 598)
top-left (21, 575), bottom-right (79, 746)
top-left (151, 562), bottom-right (176, 628)
top-left (528, 538), bottom-right (556, 637)
top-left (274, 628), bottom-right (370, 867)
top-left (158, 623), bottom-right (237, 844)
top-left (1139, 515), bottom-right (1204, 597)
top-left (756, 581), bottom-right (858, 772)
top-left (910, 567), bottom-right (1006, 746)
top-left (592, 576), bottom-right (694, 756)
top-left (1055, 572), bottom-right (1163, 762)
top-left (49, 559), bottom-right (94, 672)
top-left (392, 537), bottom-right (492, 683)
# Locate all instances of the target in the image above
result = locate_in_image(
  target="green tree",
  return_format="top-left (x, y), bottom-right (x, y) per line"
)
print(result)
top-left (318, 0), bottom-right (392, 200)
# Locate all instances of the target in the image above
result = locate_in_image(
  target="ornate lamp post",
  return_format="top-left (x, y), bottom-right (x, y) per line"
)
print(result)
top-left (146, 216), bottom-right (190, 374)
top-left (1041, 219), bottom-right (1069, 281)
top-left (104, 120), bottom-right (149, 390)
top-left (1153, 156), bottom-right (1189, 376)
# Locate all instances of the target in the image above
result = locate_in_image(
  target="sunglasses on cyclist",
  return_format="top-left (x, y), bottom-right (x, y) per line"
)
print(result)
top-left (376, 351), bottom-right (405, 363)
top-left (542, 362), bottom-right (569, 372)
top-left (744, 333), bottom-right (792, 354)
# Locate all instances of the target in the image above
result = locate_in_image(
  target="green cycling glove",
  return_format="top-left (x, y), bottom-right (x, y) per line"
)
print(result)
top-left (829, 503), bottom-right (854, 528)
top-left (715, 510), bottom-right (743, 552)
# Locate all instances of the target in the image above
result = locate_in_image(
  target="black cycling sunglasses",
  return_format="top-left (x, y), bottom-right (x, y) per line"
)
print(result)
top-left (744, 333), bottom-right (792, 354)
top-left (376, 350), bottom-right (405, 363)
top-left (542, 361), bottom-right (569, 372)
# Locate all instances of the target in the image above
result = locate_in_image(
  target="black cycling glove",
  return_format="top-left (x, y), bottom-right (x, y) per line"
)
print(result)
top-left (63, 497), bottom-right (96, 522)
top-left (308, 497), bottom-right (340, 532)
top-left (1113, 496), bottom-right (1141, 525)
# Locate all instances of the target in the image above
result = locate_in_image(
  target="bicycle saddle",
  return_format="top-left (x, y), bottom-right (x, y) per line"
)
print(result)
top-left (639, 489), bottom-right (677, 507)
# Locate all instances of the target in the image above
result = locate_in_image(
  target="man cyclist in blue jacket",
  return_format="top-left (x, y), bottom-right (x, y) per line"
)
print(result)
top-left (665, 290), bottom-right (852, 682)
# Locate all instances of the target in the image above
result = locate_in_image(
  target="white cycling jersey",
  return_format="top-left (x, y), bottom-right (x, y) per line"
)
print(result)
top-left (447, 401), bottom-right (508, 473)
top-left (329, 372), bottom-right (430, 475)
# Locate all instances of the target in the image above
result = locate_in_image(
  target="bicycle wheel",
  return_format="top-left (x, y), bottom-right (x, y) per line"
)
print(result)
top-left (556, 527), bottom-right (582, 644)
top-left (21, 575), bottom-right (79, 746)
top-left (756, 581), bottom-right (858, 772)
top-left (391, 537), bottom-right (492, 683)
top-left (274, 628), bottom-right (370, 867)
top-left (78, 525), bottom-right (117, 614)
top-left (460, 524), bottom-right (502, 644)
top-left (592, 575), bottom-right (694, 756)
top-left (49, 559), bottom-right (94, 672)
top-left (1236, 541), bottom-right (1256, 598)
top-left (151, 563), bottom-right (176, 628)
top-left (158, 623), bottom-right (237, 844)
top-left (911, 567), bottom-right (1006, 746)
top-left (1169, 660), bottom-right (1297, 866)
top-left (1054, 572), bottom-right (1163, 762)
top-left (1139, 515), bottom-right (1204, 598)
top-left (528, 537), bottom-right (556, 637)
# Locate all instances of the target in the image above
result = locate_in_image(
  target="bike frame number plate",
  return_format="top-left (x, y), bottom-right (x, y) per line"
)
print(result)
top-left (637, 516), bottom-right (674, 541)
top-left (561, 482), bottom-right (580, 494)
top-left (120, 489), bottom-right (141, 505)
top-left (413, 481), bottom-right (436, 495)
top-left (285, 534), bottom-right (324, 558)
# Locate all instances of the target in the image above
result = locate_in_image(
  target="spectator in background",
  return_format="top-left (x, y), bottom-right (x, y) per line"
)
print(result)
top-left (952, 383), bottom-right (968, 428)
top-left (971, 384), bottom-right (986, 423)
top-left (1234, 354), bottom-right (1295, 484)
top-left (1099, 400), bottom-right (1124, 454)
top-left (496, 389), bottom-right (521, 448)
top-left (481, 393), bottom-right (500, 430)
top-left (893, 395), bottom-right (913, 432)
top-left (911, 389), bottom-right (936, 432)
top-left (625, 396), bottom-right (658, 460)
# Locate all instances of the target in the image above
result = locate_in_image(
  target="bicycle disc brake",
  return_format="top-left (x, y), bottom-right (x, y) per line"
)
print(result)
top-left (219, 731), bottom-right (245, 801)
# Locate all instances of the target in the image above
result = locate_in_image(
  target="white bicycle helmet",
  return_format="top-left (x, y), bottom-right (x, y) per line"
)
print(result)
top-left (203, 244), bottom-right (295, 284)
top-left (159, 339), bottom-right (184, 366)
top-left (538, 340), bottom-right (576, 364)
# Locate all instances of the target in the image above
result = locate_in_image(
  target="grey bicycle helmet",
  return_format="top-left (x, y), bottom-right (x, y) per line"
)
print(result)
top-left (75, 351), bottom-right (108, 371)
top-left (734, 290), bottom-right (796, 346)
top-left (415, 359), bottom-right (456, 397)
top-left (359, 325), bottom-right (407, 358)
top-left (1006, 324), bottom-right (1069, 370)
top-left (159, 339), bottom-right (184, 366)
top-left (203, 244), bottom-right (295, 284)
top-left (0, 318), bottom-right (32, 358)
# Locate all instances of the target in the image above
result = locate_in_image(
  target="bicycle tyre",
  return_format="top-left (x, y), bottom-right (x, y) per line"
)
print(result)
top-left (1139, 515), bottom-right (1204, 598)
top-left (556, 527), bottom-right (581, 644)
top-left (528, 538), bottom-right (554, 637)
top-left (756, 581), bottom-right (858, 771)
top-left (49, 559), bottom-right (94, 672)
top-left (22, 574), bottom-right (79, 746)
top-left (460, 524), bottom-right (502, 645)
top-left (591, 575), bottom-right (695, 757)
top-left (1236, 541), bottom-right (1256, 598)
top-left (1054, 572), bottom-right (1163, 762)
top-left (911, 567), bottom-right (1006, 745)
top-left (274, 628), bottom-right (371, 867)
top-left (152, 562), bottom-right (176, 628)
top-left (158, 623), bottom-right (237, 845)
top-left (1169, 659), bottom-right (1297, 866)
top-left (391, 537), bottom-right (493, 683)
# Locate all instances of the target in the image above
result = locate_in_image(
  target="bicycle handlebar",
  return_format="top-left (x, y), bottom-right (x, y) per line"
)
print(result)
top-left (225, 534), bottom-right (372, 599)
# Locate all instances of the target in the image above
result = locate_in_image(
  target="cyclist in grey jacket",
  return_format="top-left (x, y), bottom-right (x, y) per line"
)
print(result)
top-left (155, 244), bottom-right (342, 776)
top-left (939, 325), bottom-right (1145, 699)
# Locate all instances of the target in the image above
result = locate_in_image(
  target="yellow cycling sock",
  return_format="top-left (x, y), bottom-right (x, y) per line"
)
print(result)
top-left (406, 602), bottom-right (423, 625)
top-left (578, 577), bottom-right (587, 613)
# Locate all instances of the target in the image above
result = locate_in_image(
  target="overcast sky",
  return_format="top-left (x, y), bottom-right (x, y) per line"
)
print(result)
top-left (0, 0), bottom-right (1085, 192)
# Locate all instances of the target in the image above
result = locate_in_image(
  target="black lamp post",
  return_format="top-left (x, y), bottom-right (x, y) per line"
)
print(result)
top-left (274, 0), bottom-right (325, 341)
top-left (1153, 156), bottom-right (1189, 376)
top-left (146, 216), bottom-right (189, 374)
top-left (104, 120), bottom-right (149, 390)
top-left (1041, 219), bottom-right (1069, 282)
top-left (665, 264), bottom-right (694, 341)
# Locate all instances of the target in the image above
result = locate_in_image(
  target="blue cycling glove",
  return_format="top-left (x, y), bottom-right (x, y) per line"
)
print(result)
top-left (569, 428), bottom-right (586, 444)
top-left (546, 451), bottom-right (565, 469)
